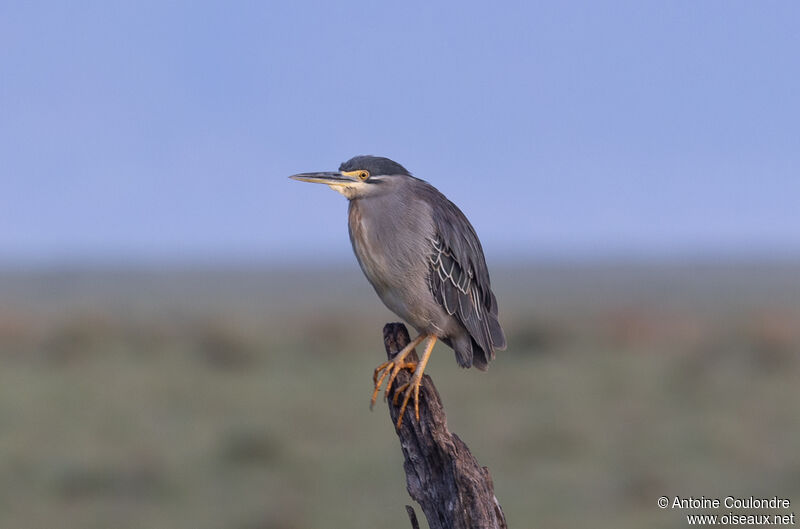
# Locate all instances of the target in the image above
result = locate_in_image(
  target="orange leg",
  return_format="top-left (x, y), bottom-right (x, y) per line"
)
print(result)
top-left (370, 334), bottom-right (426, 409)
top-left (395, 336), bottom-right (437, 428)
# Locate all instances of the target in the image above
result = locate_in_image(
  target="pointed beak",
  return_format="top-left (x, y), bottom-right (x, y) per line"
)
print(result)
top-left (288, 171), bottom-right (355, 185)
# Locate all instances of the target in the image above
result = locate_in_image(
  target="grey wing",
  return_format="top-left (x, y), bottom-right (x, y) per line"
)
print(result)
top-left (427, 202), bottom-right (506, 370)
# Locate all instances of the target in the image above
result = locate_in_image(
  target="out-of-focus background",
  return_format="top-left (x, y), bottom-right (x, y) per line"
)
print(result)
top-left (2, 2), bottom-right (799, 528)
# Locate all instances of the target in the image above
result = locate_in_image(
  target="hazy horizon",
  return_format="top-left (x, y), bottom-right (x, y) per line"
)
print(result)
top-left (3, 1), bottom-right (799, 264)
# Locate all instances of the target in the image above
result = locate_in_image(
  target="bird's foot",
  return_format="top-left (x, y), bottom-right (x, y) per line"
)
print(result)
top-left (392, 336), bottom-right (437, 428)
top-left (370, 334), bottom-right (436, 428)
top-left (370, 359), bottom-right (417, 410)
top-left (391, 373), bottom-right (423, 428)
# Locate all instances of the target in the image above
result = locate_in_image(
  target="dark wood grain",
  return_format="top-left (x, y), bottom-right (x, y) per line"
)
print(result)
top-left (382, 322), bottom-right (508, 529)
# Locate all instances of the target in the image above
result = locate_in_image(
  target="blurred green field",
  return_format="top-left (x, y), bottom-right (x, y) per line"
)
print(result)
top-left (1, 262), bottom-right (798, 528)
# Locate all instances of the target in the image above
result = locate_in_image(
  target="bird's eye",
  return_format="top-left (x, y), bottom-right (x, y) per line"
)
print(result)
top-left (341, 169), bottom-right (370, 181)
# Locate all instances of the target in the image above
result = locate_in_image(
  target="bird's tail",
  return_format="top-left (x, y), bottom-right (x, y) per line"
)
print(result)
top-left (452, 327), bottom-right (505, 371)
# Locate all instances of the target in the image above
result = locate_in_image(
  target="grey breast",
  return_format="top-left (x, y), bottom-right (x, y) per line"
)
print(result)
top-left (347, 184), bottom-right (444, 334)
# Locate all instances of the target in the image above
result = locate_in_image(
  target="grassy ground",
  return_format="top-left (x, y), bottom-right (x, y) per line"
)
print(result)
top-left (0, 263), bottom-right (798, 528)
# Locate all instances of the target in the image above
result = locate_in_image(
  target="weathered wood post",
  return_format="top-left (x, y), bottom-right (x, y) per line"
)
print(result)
top-left (382, 322), bottom-right (508, 529)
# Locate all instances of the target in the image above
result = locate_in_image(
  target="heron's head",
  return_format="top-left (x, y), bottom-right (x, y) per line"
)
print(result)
top-left (289, 155), bottom-right (411, 200)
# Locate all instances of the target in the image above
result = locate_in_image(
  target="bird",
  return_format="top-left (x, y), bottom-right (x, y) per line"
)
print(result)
top-left (289, 155), bottom-right (506, 427)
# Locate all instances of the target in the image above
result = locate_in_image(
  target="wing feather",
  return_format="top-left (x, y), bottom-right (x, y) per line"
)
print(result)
top-left (427, 217), bottom-right (506, 368)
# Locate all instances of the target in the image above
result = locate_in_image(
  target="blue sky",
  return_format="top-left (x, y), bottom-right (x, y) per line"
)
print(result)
top-left (2, 1), bottom-right (799, 263)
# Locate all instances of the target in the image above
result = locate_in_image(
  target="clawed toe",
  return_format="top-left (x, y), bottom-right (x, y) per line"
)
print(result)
top-left (369, 335), bottom-right (438, 428)
top-left (371, 360), bottom-right (416, 409)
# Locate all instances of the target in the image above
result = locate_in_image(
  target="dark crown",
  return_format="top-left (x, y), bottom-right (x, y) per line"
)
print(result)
top-left (339, 155), bottom-right (411, 176)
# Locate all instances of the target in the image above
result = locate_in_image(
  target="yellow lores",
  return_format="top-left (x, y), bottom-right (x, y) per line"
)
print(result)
top-left (340, 169), bottom-right (370, 181)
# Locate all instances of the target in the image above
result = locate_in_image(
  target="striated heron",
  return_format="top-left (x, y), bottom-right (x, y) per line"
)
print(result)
top-left (290, 155), bottom-right (506, 427)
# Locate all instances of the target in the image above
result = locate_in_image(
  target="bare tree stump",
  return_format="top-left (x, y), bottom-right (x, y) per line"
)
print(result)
top-left (382, 322), bottom-right (508, 529)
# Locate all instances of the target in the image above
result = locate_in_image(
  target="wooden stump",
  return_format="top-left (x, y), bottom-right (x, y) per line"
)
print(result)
top-left (382, 322), bottom-right (508, 529)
